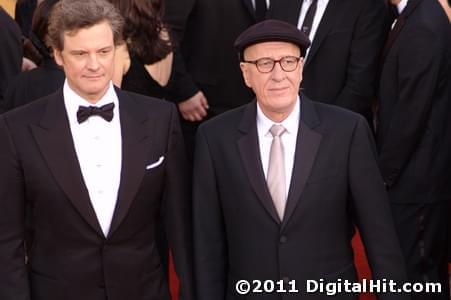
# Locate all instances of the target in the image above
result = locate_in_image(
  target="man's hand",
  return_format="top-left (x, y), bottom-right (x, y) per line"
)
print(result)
top-left (177, 91), bottom-right (209, 122)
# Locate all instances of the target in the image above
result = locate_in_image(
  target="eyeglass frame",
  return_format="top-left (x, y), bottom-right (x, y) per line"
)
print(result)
top-left (241, 55), bottom-right (302, 73)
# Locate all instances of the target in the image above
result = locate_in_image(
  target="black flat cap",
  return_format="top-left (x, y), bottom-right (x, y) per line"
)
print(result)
top-left (234, 19), bottom-right (311, 57)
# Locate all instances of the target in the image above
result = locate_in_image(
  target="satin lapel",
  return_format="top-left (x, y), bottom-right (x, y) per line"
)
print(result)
top-left (30, 90), bottom-right (104, 237)
top-left (281, 96), bottom-right (322, 230)
top-left (107, 89), bottom-right (155, 237)
top-left (381, 0), bottom-right (422, 63)
top-left (237, 102), bottom-right (281, 225)
top-left (304, 0), bottom-right (341, 67)
top-left (242, 0), bottom-right (256, 20)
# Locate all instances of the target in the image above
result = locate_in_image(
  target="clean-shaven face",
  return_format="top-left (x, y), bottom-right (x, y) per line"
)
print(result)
top-left (54, 21), bottom-right (115, 103)
top-left (240, 41), bottom-right (303, 122)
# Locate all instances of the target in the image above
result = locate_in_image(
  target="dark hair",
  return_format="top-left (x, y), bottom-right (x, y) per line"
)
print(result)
top-left (23, 0), bottom-right (59, 65)
top-left (109, 0), bottom-right (172, 64)
top-left (29, 0), bottom-right (59, 57)
top-left (47, 0), bottom-right (123, 51)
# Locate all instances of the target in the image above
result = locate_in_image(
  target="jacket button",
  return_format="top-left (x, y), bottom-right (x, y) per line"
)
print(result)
top-left (280, 236), bottom-right (287, 243)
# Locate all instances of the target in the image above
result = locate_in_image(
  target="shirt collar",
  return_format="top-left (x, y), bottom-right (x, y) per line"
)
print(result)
top-left (257, 96), bottom-right (300, 136)
top-left (63, 80), bottom-right (119, 125)
top-left (397, 0), bottom-right (408, 14)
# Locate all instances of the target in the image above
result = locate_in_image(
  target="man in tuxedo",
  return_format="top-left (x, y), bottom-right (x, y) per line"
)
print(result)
top-left (163, 0), bottom-right (259, 159)
top-left (193, 20), bottom-right (408, 300)
top-left (377, 0), bottom-right (451, 298)
top-left (269, 0), bottom-right (390, 126)
top-left (0, 1), bottom-right (194, 299)
top-left (0, 6), bottom-right (23, 111)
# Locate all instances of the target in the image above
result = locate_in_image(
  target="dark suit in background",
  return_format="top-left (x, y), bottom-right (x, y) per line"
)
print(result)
top-left (0, 7), bottom-right (23, 108)
top-left (193, 95), bottom-right (408, 300)
top-left (164, 0), bottom-right (256, 158)
top-left (2, 58), bottom-right (65, 113)
top-left (14, 0), bottom-right (37, 38)
top-left (269, 0), bottom-right (390, 124)
top-left (0, 88), bottom-right (194, 300)
top-left (377, 0), bottom-right (451, 298)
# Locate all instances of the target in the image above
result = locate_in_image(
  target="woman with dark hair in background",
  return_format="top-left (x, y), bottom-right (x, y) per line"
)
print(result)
top-left (110, 0), bottom-right (173, 100)
top-left (3, 0), bottom-right (64, 112)
top-left (108, 0), bottom-right (176, 279)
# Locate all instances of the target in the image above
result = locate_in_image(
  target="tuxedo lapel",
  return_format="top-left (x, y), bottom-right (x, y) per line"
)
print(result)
top-left (304, 0), bottom-right (341, 67)
top-left (30, 90), bottom-right (104, 237)
top-left (281, 96), bottom-right (322, 230)
top-left (107, 89), bottom-right (156, 237)
top-left (237, 101), bottom-right (281, 225)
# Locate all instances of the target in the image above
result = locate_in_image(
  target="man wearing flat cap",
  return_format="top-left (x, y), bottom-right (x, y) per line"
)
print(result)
top-left (192, 20), bottom-right (409, 299)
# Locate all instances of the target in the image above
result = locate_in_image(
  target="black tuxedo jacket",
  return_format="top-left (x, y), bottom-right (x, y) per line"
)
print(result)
top-left (377, 0), bottom-right (451, 204)
top-left (164, 0), bottom-right (256, 115)
top-left (193, 95), bottom-right (408, 299)
top-left (269, 0), bottom-right (390, 121)
top-left (0, 88), bottom-right (194, 300)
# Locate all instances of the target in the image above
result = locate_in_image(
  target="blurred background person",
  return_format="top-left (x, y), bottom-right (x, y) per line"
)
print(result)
top-left (164, 0), bottom-right (258, 160)
top-left (15, 0), bottom-right (37, 38)
top-left (0, 5), bottom-right (22, 111)
top-left (108, 0), bottom-right (176, 279)
top-left (376, 0), bottom-right (451, 298)
top-left (109, 0), bottom-right (173, 100)
top-left (269, 0), bottom-right (390, 129)
top-left (2, 0), bottom-right (64, 113)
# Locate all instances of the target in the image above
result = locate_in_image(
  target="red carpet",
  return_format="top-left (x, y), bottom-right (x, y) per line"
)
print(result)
top-left (352, 231), bottom-right (377, 300)
top-left (168, 231), bottom-right (376, 300)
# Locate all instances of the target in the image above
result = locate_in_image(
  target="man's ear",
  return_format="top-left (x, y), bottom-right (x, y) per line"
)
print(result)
top-left (53, 49), bottom-right (63, 67)
top-left (240, 62), bottom-right (252, 88)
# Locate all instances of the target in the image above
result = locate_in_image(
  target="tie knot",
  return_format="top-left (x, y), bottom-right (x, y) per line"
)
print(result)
top-left (269, 124), bottom-right (286, 137)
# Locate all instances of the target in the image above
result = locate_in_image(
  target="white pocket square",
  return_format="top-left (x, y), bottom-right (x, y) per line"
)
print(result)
top-left (146, 156), bottom-right (165, 170)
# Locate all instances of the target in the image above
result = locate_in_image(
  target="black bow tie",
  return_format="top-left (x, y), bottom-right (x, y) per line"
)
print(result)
top-left (77, 103), bottom-right (115, 124)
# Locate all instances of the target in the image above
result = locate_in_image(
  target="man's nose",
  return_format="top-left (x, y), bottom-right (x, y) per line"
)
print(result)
top-left (87, 54), bottom-right (100, 70)
top-left (270, 61), bottom-right (286, 81)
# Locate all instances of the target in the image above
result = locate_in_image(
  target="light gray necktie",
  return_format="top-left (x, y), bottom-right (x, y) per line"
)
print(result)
top-left (267, 124), bottom-right (287, 220)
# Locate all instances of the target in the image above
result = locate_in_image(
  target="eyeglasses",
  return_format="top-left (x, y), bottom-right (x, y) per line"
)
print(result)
top-left (242, 56), bottom-right (302, 73)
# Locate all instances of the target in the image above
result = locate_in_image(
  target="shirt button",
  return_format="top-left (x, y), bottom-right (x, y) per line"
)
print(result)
top-left (98, 190), bottom-right (103, 194)
top-left (94, 136), bottom-right (100, 141)
top-left (96, 163), bottom-right (102, 168)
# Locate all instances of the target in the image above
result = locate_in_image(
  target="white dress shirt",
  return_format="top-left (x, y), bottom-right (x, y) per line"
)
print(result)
top-left (63, 80), bottom-right (122, 237)
top-left (252, 0), bottom-right (271, 10)
top-left (396, 0), bottom-right (408, 14)
top-left (391, 0), bottom-right (408, 29)
top-left (257, 97), bottom-right (300, 198)
top-left (297, 0), bottom-right (330, 58)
